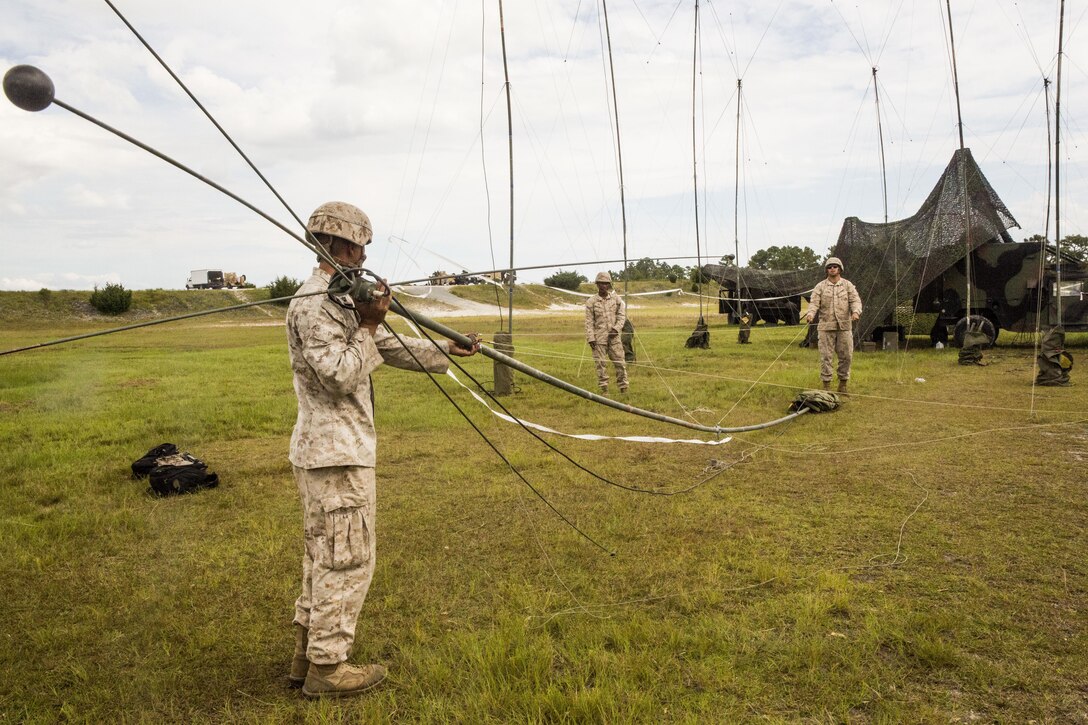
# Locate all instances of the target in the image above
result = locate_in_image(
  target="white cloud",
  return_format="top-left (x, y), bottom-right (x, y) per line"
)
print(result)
top-left (0, 0), bottom-right (1084, 293)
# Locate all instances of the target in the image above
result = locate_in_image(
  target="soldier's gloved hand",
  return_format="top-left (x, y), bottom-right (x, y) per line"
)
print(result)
top-left (356, 280), bottom-right (391, 331)
top-left (449, 332), bottom-right (480, 357)
top-left (329, 273), bottom-right (388, 305)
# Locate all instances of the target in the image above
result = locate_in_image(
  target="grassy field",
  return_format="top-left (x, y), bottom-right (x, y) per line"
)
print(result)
top-left (1, 292), bottom-right (1086, 722)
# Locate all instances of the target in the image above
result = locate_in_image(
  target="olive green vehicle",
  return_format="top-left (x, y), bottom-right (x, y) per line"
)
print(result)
top-left (916, 241), bottom-right (1088, 347)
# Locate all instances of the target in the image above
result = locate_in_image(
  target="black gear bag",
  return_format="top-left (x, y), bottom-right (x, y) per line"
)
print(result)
top-left (131, 443), bottom-right (220, 496)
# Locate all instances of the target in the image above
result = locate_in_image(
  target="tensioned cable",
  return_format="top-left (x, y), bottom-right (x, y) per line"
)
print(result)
top-left (389, 2), bottom-right (458, 283)
top-left (377, 319), bottom-right (613, 555)
top-left (562, 0), bottom-right (585, 61)
top-left (642, 0), bottom-right (686, 65)
top-left (715, 320), bottom-right (810, 427)
top-left (0, 291), bottom-right (323, 357)
top-left (532, 468), bottom-right (927, 624)
top-left (100, 0), bottom-right (309, 236)
top-left (404, 320), bottom-right (739, 490)
top-left (4, 76), bottom-right (812, 437)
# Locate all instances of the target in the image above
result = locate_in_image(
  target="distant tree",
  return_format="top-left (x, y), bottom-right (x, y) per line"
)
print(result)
top-left (267, 275), bottom-right (302, 305)
top-left (1061, 234), bottom-right (1088, 261)
top-left (748, 245), bottom-right (822, 271)
top-left (89, 282), bottom-right (132, 315)
top-left (610, 257), bottom-right (687, 282)
top-left (543, 270), bottom-right (587, 290)
top-left (1022, 233), bottom-right (1087, 262)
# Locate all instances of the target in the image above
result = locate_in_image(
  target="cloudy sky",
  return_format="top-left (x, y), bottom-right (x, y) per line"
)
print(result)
top-left (1, 0), bottom-right (1084, 290)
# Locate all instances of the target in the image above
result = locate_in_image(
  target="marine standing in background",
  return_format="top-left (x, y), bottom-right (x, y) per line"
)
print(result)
top-left (285, 201), bottom-right (479, 699)
top-left (805, 256), bottom-right (862, 396)
top-left (585, 271), bottom-right (629, 393)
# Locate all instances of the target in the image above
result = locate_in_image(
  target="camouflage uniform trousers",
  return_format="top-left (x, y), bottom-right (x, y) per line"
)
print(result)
top-left (292, 465), bottom-right (376, 665)
top-left (591, 336), bottom-right (628, 390)
top-left (817, 328), bottom-right (853, 382)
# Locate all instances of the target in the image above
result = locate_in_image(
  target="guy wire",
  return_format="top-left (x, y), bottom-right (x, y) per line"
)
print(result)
top-left (102, 0), bottom-right (320, 252)
top-left (399, 305), bottom-right (716, 496)
top-left (377, 316), bottom-right (615, 555)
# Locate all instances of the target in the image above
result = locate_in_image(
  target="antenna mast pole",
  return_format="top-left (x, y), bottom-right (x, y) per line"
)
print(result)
top-left (944, 0), bottom-right (975, 326)
top-left (601, 0), bottom-right (630, 302)
top-left (1054, 0), bottom-right (1066, 323)
top-left (498, 0), bottom-right (514, 333)
top-left (691, 0), bottom-right (703, 319)
top-left (733, 78), bottom-right (742, 320)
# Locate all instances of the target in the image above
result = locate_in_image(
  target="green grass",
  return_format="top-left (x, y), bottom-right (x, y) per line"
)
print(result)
top-left (1, 299), bottom-right (1086, 722)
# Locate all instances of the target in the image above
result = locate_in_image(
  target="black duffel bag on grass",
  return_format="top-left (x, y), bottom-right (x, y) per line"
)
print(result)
top-left (131, 443), bottom-right (219, 496)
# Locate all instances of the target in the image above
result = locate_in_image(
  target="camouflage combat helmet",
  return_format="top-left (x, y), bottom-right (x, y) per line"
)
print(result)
top-left (594, 271), bottom-right (613, 284)
top-left (307, 202), bottom-right (373, 247)
top-left (825, 256), bottom-right (843, 271)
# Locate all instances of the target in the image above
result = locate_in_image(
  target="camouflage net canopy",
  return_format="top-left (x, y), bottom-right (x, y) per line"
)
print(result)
top-left (704, 149), bottom-right (1020, 341)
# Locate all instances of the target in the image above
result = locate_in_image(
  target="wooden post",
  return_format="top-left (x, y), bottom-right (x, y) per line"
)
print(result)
top-left (493, 331), bottom-right (514, 395)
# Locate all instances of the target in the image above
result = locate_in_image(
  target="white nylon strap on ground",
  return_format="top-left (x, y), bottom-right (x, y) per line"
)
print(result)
top-left (443, 363), bottom-right (733, 446)
top-left (400, 320), bottom-right (732, 446)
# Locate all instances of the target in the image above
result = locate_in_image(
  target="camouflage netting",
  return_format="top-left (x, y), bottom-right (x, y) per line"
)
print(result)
top-left (704, 149), bottom-right (1020, 342)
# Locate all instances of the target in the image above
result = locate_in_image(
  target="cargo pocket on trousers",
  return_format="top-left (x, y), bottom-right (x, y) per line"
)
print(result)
top-left (324, 506), bottom-right (370, 570)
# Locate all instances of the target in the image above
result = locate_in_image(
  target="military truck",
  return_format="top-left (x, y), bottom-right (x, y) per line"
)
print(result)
top-left (917, 241), bottom-right (1088, 346)
top-left (186, 269), bottom-right (224, 289)
top-left (186, 270), bottom-right (247, 289)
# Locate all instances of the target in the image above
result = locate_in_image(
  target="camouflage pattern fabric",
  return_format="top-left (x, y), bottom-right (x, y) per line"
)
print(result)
top-left (958, 328), bottom-right (990, 366)
top-left (292, 465), bottom-right (376, 665)
top-left (287, 269), bottom-right (450, 468)
top-left (1036, 327), bottom-right (1071, 386)
top-left (818, 329), bottom-right (854, 382)
top-left (789, 389), bottom-right (840, 413)
top-left (808, 278), bottom-right (863, 331)
top-left (591, 337), bottom-right (628, 391)
top-left (621, 319), bottom-right (636, 362)
top-left (585, 291), bottom-right (626, 344)
top-left (286, 268), bottom-right (452, 665)
top-left (586, 291), bottom-right (628, 390)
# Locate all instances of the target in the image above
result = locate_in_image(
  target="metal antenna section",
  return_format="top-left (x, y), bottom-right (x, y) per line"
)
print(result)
top-left (1054, 0), bottom-right (1066, 323)
top-left (734, 77), bottom-right (742, 318)
top-left (498, 0), bottom-right (515, 334)
top-left (601, 0), bottom-right (630, 303)
top-left (943, 0), bottom-right (976, 329)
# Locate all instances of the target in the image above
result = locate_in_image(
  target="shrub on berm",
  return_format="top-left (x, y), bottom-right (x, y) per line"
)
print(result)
top-left (543, 270), bottom-right (586, 291)
top-left (89, 282), bottom-right (132, 315)
top-left (267, 275), bottom-right (303, 305)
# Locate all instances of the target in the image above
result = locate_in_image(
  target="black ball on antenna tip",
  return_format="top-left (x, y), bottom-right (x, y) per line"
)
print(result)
top-left (4, 65), bottom-right (55, 112)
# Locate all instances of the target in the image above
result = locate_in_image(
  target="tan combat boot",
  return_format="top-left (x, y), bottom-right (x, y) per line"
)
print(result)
top-left (821, 380), bottom-right (831, 391)
top-left (287, 624), bottom-right (308, 688)
top-left (302, 661), bottom-right (388, 699)
top-left (837, 379), bottom-right (849, 398)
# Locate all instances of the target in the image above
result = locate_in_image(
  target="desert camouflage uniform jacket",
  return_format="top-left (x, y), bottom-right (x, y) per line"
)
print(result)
top-left (584, 291), bottom-right (626, 344)
top-left (807, 278), bottom-right (863, 331)
top-left (287, 268), bottom-right (450, 469)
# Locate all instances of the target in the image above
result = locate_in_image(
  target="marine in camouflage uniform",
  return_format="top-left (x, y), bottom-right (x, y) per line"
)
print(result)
top-left (805, 256), bottom-right (863, 395)
top-left (585, 271), bottom-right (629, 393)
top-left (286, 202), bottom-right (478, 698)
